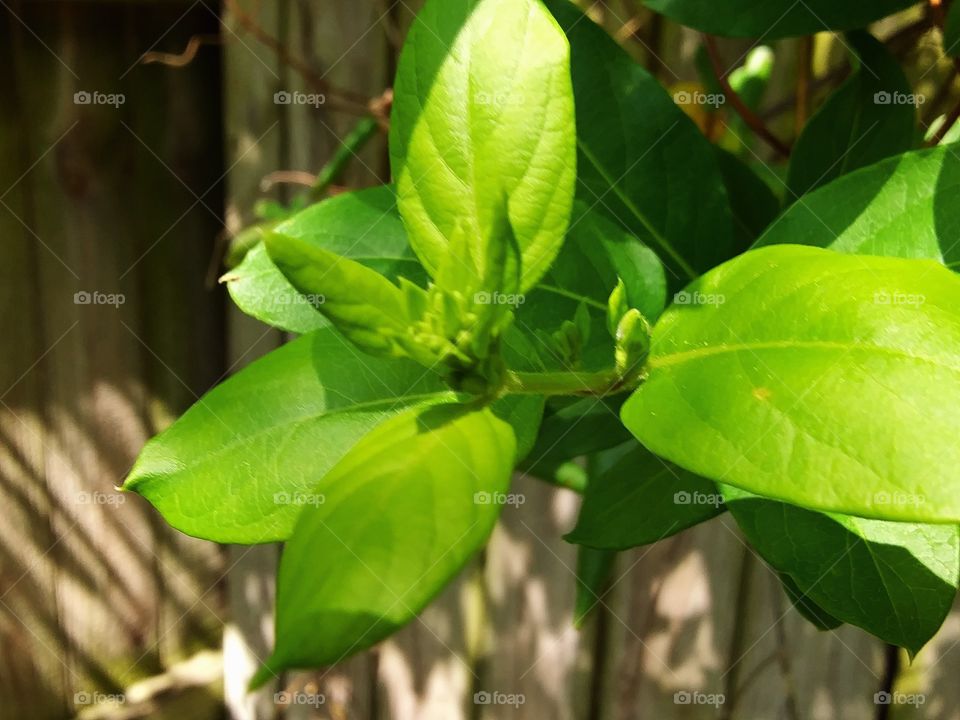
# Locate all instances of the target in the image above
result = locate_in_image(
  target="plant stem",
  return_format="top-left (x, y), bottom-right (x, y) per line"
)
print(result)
top-left (702, 34), bottom-right (792, 158)
top-left (308, 116), bottom-right (381, 200)
top-left (503, 367), bottom-right (644, 397)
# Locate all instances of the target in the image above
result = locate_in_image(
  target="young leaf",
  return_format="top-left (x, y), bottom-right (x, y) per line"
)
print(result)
top-left (222, 242), bottom-right (327, 335)
top-left (255, 404), bottom-right (515, 679)
top-left (755, 145), bottom-right (960, 266)
top-left (225, 186), bottom-right (426, 334)
top-left (265, 232), bottom-right (411, 358)
top-left (544, 0), bottom-right (736, 290)
top-left (786, 32), bottom-right (916, 200)
top-left (622, 244), bottom-right (960, 523)
top-left (722, 484), bottom-right (959, 655)
top-left (643, 0), bottom-right (915, 39)
top-left (566, 442), bottom-right (723, 550)
top-left (123, 329), bottom-right (456, 543)
top-left (390, 0), bottom-right (576, 292)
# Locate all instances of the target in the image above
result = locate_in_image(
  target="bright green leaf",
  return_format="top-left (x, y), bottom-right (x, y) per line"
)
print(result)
top-left (256, 404), bottom-right (515, 678)
top-left (390, 0), bottom-right (576, 292)
top-left (755, 145), bottom-right (960, 266)
top-left (786, 32), bottom-right (916, 200)
top-left (545, 0), bottom-right (736, 289)
top-left (567, 442), bottom-right (723, 549)
top-left (722, 484), bottom-right (959, 654)
top-left (222, 242), bottom-right (327, 335)
top-left (643, 0), bottom-right (915, 39)
top-left (123, 329), bottom-right (455, 543)
top-left (623, 244), bottom-right (960, 523)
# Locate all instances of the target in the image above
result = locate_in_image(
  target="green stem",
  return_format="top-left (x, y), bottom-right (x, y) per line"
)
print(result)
top-left (503, 366), bottom-right (645, 397)
top-left (308, 116), bottom-right (380, 200)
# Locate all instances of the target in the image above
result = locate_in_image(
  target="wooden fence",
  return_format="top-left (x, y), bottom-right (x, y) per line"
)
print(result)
top-left (1, 1), bottom-right (958, 719)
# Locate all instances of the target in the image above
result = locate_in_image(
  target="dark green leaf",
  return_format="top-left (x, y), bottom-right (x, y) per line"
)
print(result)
top-left (567, 442), bottom-right (723, 549)
top-left (574, 546), bottom-right (617, 627)
top-left (545, 0), bottom-right (736, 289)
top-left (779, 573), bottom-right (843, 632)
top-left (786, 32), bottom-right (916, 200)
top-left (643, 0), bottom-right (916, 39)
top-left (723, 484), bottom-right (959, 654)
top-left (715, 147), bottom-right (779, 249)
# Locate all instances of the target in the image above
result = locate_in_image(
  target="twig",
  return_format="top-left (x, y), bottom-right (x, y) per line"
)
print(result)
top-left (223, 0), bottom-right (372, 116)
top-left (309, 116), bottom-right (382, 200)
top-left (702, 34), bottom-right (792, 158)
top-left (142, 34), bottom-right (221, 67)
top-left (926, 0), bottom-right (960, 144)
top-left (259, 170), bottom-right (317, 190)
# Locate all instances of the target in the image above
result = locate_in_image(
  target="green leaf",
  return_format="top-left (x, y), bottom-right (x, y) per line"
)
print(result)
top-left (786, 32), bottom-right (916, 200)
top-left (265, 230), bottom-right (413, 358)
top-left (755, 145), bottom-right (960, 266)
top-left (622, 244), bottom-right (960, 523)
top-left (544, 0), bottom-right (735, 289)
top-left (123, 329), bottom-right (455, 543)
top-left (390, 0), bottom-right (576, 292)
top-left (574, 546), bottom-right (616, 628)
top-left (491, 393), bottom-right (545, 462)
top-left (722, 484), bottom-right (959, 654)
top-left (779, 574), bottom-right (843, 631)
top-left (566, 442), bottom-right (723, 550)
top-left (224, 186), bottom-right (427, 334)
top-left (715, 147), bottom-right (779, 248)
top-left (222, 242), bottom-right (327, 334)
top-left (643, 0), bottom-right (915, 39)
top-left (520, 395), bottom-right (632, 478)
top-left (256, 404), bottom-right (515, 678)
